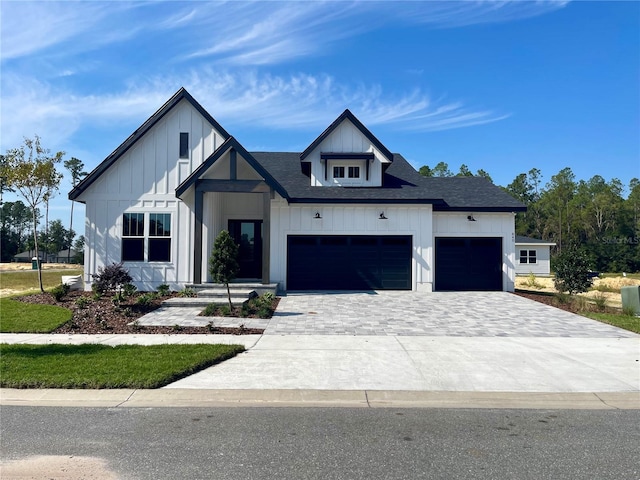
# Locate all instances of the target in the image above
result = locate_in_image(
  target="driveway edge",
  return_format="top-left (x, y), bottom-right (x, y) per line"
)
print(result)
top-left (1, 388), bottom-right (638, 409)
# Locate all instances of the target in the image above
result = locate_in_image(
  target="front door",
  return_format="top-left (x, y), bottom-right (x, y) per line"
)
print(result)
top-left (228, 220), bottom-right (263, 279)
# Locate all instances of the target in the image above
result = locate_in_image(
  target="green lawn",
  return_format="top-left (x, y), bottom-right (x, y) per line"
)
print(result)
top-left (0, 269), bottom-right (83, 295)
top-left (0, 343), bottom-right (244, 389)
top-left (0, 297), bottom-right (72, 332)
top-left (583, 312), bottom-right (640, 334)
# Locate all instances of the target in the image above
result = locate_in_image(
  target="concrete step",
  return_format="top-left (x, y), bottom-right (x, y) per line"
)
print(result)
top-left (185, 283), bottom-right (279, 296)
top-left (162, 296), bottom-right (249, 308)
top-left (197, 288), bottom-right (256, 299)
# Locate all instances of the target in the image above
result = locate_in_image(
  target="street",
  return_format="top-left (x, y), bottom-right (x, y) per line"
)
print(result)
top-left (1, 406), bottom-right (638, 479)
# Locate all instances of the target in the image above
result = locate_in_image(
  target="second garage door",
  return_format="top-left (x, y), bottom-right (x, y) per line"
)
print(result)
top-left (435, 237), bottom-right (503, 291)
top-left (287, 235), bottom-right (412, 290)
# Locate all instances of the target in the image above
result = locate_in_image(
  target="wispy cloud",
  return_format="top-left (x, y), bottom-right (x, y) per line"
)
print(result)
top-left (0, 70), bottom-right (508, 151)
top-left (1, 1), bottom-right (568, 65)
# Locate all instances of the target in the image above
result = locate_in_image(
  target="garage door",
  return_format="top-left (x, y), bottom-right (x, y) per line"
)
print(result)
top-left (435, 237), bottom-right (502, 291)
top-left (287, 235), bottom-right (412, 290)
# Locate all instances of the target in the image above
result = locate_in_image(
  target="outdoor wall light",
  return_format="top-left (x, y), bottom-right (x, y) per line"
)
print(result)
top-left (379, 212), bottom-right (388, 220)
top-left (467, 215), bottom-right (476, 222)
top-left (314, 212), bottom-right (322, 219)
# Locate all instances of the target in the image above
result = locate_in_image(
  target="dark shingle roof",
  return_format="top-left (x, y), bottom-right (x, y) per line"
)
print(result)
top-left (515, 236), bottom-right (556, 244)
top-left (252, 152), bottom-right (526, 211)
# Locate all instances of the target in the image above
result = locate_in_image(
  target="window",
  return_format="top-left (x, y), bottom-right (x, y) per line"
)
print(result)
top-left (122, 213), bottom-right (144, 261)
top-left (179, 132), bottom-right (189, 158)
top-left (333, 166), bottom-right (345, 178)
top-left (122, 213), bottom-right (171, 262)
top-left (519, 249), bottom-right (537, 264)
top-left (348, 166), bottom-right (360, 178)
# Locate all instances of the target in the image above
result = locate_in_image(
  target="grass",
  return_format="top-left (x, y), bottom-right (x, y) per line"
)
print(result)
top-left (600, 272), bottom-right (640, 280)
top-left (0, 343), bottom-right (245, 389)
top-left (0, 269), bottom-right (83, 295)
top-left (0, 297), bottom-right (72, 332)
top-left (582, 312), bottom-right (640, 334)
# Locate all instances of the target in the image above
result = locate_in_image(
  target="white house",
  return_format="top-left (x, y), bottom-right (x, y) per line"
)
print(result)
top-left (515, 236), bottom-right (556, 277)
top-left (70, 88), bottom-right (526, 293)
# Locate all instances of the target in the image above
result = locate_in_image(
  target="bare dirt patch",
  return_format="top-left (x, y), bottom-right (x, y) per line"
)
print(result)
top-left (0, 262), bottom-right (81, 272)
top-left (0, 455), bottom-right (119, 480)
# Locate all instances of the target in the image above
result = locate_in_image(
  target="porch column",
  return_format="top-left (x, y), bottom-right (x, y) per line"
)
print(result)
top-left (193, 189), bottom-right (204, 284)
top-left (261, 190), bottom-right (271, 284)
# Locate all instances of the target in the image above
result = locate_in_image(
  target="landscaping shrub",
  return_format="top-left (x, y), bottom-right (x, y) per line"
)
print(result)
top-left (157, 283), bottom-right (170, 296)
top-left (553, 247), bottom-right (594, 295)
top-left (74, 296), bottom-right (92, 309)
top-left (51, 283), bottom-right (70, 302)
top-left (178, 288), bottom-right (196, 298)
top-left (122, 283), bottom-right (137, 297)
top-left (91, 262), bottom-right (133, 295)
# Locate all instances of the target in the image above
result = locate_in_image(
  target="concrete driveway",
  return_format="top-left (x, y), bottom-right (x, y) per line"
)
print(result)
top-left (166, 292), bottom-right (640, 394)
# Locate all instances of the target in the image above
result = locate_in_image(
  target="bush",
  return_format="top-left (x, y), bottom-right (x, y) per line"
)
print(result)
top-left (157, 284), bottom-right (170, 296)
top-left (91, 263), bottom-right (133, 294)
top-left (178, 288), bottom-right (197, 298)
top-left (553, 247), bottom-right (594, 295)
top-left (135, 293), bottom-right (158, 307)
top-left (593, 292), bottom-right (607, 311)
top-left (74, 296), bottom-right (92, 309)
top-left (51, 283), bottom-right (70, 302)
top-left (122, 283), bottom-right (137, 297)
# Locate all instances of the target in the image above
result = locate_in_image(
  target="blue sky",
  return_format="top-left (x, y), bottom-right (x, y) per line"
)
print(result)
top-left (1, 1), bottom-right (638, 233)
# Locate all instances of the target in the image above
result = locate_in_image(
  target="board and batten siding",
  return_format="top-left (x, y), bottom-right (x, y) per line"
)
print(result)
top-left (78, 98), bottom-right (226, 291)
top-left (306, 119), bottom-right (389, 187)
top-left (269, 197), bottom-right (433, 291)
top-left (515, 244), bottom-right (553, 276)
top-left (433, 212), bottom-right (517, 292)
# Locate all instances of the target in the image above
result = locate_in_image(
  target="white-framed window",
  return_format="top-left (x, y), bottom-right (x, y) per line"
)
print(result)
top-left (330, 161), bottom-right (363, 185)
top-left (519, 249), bottom-right (537, 264)
top-left (122, 213), bottom-right (172, 262)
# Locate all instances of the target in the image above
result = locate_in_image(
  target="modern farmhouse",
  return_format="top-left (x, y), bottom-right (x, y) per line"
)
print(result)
top-left (70, 88), bottom-right (526, 293)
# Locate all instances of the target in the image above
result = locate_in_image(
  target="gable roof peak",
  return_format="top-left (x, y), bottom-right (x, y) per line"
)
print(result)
top-left (300, 109), bottom-right (393, 162)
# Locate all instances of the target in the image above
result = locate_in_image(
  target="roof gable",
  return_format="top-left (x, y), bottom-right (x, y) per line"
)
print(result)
top-left (69, 87), bottom-right (230, 201)
top-left (300, 109), bottom-right (393, 162)
top-left (175, 137), bottom-right (288, 199)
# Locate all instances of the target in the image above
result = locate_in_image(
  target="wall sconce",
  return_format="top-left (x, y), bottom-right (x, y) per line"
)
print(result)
top-left (467, 215), bottom-right (476, 222)
top-left (379, 212), bottom-right (388, 220)
top-left (314, 212), bottom-right (322, 219)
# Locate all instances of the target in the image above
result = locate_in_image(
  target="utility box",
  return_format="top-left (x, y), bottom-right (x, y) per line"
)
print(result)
top-left (620, 286), bottom-right (640, 315)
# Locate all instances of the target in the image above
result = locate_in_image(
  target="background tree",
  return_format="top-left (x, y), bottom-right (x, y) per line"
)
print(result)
top-left (0, 201), bottom-right (34, 261)
top-left (209, 230), bottom-right (240, 311)
top-left (1, 136), bottom-right (63, 292)
top-left (64, 157), bottom-right (87, 262)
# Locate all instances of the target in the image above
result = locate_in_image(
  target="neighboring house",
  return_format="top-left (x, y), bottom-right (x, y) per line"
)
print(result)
top-left (54, 249), bottom-right (80, 264)
top-left (515, 236), bottom-right (556, 277)
top-left (70, 88), bottom-right (526, 293)
top-left (13, 250), bottom-right (54, 263)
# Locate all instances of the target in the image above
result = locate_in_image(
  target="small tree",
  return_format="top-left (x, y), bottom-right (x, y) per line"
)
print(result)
top-left (91, 262), bottom-right (133, 295)
top-left (553, 247), bottom-right (593, 295)
top-left (1, 136), bottom-right (63, 292)
top-left (64, 157), bottom-right (87, 262)
top-left (209, 230), bottom-right (239, 311)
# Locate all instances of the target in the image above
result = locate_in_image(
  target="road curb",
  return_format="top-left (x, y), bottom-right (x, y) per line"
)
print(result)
top-left (1, 388), bottom-right (638, 409)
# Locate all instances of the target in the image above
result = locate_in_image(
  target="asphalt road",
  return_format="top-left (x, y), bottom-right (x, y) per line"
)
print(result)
top-left (1, 407), bottom-right (638, 479)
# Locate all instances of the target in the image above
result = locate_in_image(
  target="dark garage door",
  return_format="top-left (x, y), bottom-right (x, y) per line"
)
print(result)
top-left (435, 237), bottom-right (502, 291)
top-left (287, 235), bottom-right (412, 290)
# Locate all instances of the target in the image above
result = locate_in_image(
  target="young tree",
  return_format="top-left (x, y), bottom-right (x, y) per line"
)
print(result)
top-left (1, 136), bottom-right (63, 292)
top-left (209, 230), bottom-right (240, 311)
top-left (553, 247), bottom-right (593, 295)
top-left (64, 157), bottom-right (87, 262)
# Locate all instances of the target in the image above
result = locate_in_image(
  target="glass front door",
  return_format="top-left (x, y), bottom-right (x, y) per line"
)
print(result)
top-left (228, 220), bottom-right (263, 279)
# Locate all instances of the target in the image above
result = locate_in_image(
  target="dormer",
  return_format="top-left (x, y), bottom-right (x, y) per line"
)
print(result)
top-left (300, 109), bottom-right (394, 187)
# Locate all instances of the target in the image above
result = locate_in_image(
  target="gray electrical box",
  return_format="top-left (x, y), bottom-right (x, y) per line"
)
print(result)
top-left (620, 286), bottom-right (640, 315)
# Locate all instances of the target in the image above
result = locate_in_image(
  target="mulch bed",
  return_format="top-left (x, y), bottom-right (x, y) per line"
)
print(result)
top-left (513, 290), bottom-right (619, 315)
top-left (13, 291), bottom-right (265, 335)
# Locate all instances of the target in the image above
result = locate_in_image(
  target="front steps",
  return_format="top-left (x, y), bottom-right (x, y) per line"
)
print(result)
top-left (162, 283), bottom-right (278, 308)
